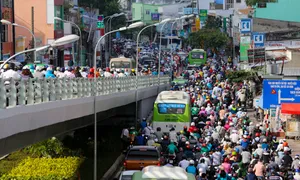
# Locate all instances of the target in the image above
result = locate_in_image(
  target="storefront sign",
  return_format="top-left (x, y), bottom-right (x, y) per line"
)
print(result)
top-left (151, 13), bottom-right (160, 21)
top-left (15, 36), bottom-right (26, 62)
top-left (240, 36), bottom-right (251, 61)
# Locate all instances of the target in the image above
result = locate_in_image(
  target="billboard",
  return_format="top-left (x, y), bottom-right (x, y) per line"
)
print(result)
top-left (240, 36), bottom-right (251, 61)
top-left (240, 18), bottom-right (252, 34)
top-left (151, 13), bottom-right (160, 21)
top-left (183, 8), bottom-right (198, 15)
top-left (252, 32), bottom-right (265, 47)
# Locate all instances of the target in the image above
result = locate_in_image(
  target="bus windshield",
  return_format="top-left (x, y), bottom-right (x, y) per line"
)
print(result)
top-left (191, 52), bottom-right (204, 59)
top-left (158, 103), bottom-right (186, 114)
top-left (111, 62), bottom-right (130, 68)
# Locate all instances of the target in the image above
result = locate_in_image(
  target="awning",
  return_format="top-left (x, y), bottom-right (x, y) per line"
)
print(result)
top-left (281, 103), bottom-right (300, 114)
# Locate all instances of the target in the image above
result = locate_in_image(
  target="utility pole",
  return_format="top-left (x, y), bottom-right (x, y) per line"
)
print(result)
top-left (12, 0), bottom-right (15, 54)
top-left (0, 0), bottom-right (2, 60)
top-left (77, 7), bottom-right (81, 66)
top-left (31, 6), bottom-right (35, 62)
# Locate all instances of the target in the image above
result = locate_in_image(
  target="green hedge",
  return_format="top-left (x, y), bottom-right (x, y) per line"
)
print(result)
top-left (1, 157), bottom-right (83, 180)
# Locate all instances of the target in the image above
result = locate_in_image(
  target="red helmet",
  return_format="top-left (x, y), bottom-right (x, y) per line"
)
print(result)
top-left (202, 143), bottom-right (206, 147)
top-left (89, 68), bottom-right (94, 73)
top-left (255, 133), bottom-right (260, 137)
top-left (224, 158), bottom-right (229, 163)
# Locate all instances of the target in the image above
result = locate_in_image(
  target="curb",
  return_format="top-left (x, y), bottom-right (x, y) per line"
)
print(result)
top-left (101, 154), bottom-right (125, 180)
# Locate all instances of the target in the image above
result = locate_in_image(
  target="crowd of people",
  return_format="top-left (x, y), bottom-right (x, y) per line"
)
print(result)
top-left (121, 57), bottom-right (299, 180)
top-left (0, 63), bottom-right (165, 80)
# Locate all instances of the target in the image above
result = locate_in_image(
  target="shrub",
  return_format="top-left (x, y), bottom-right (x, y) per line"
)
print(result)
top-left (1, 157), bottom-right (83, 180)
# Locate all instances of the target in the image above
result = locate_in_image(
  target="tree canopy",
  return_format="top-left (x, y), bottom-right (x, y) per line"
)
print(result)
top-left (187, 28), bottom-right (229, 50)
top-left (78, 0), bottom-right (126, 29)
top-left (245, 0), bottom-right (277, 6)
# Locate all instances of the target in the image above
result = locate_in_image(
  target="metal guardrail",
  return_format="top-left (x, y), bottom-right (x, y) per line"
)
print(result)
top-left (0, 75), bottom-right (170, 109)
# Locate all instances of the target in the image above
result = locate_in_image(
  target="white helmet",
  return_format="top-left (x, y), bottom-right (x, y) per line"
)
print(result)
top-left (189, 160), bottom-right (195, 165)
top-left (191, 122), bottom-right (195, 126)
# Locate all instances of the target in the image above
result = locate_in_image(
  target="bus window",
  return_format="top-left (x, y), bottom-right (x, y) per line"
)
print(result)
top-left (158, 103), bottom-right (186, 114)
top-left (191, 52), bottom-right (204, 59)
top-left (111, 62), bottom-right (131, 68)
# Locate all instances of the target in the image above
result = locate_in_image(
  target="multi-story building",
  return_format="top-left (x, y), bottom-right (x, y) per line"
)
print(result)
top-left (0, 0), bottom-right (14, 60)
top-left (14, 0), bottom-right (65, 64)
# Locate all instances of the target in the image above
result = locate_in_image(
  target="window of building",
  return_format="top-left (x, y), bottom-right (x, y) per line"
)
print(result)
top-left (145, 10), bottom-right (150, 15)
top-left (1, 25), bottom-right (8, 42)
top-left (236, 0), bottom-right (241, 3)
top-left (2, 0), bottom-right (12, 8)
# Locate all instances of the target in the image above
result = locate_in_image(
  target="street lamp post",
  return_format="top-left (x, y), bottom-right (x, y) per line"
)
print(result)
top-left (135, 23), bottom-right (158, 127)
top-left (0, 34), bottom-right (79, 69)
top-left (1, 19), bottom-right (37, 62)
top-left (169, 15), bottom-right (194, 73)
top-left (158, 18), bottom-right (173, 85)
top-left (108, 13), bottom-right (125, 67)
top-left (54, 17), bottom-right (82, 66)
top-left (92, 21), bottom-right (144, 180)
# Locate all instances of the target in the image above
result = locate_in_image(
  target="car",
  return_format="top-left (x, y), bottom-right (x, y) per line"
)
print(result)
top-left (119, 170), bottom-right (139, 180)
top-left (123, 146), bottom-right (162, 170)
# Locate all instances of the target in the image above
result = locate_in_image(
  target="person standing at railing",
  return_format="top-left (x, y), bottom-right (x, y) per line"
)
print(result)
top-left (20, 66), bottom-right (34, 80)
top-left (64, 67), bottom-right (75, 78)
top-left (33, 66), bottom-right (45, 79)
top-left (104, 67), bottom-right (112, 77)
top-left (45, 67), bottom-right (56, 79)
top-left (0, 63), bottom-right (20, 84)
top-left (87, 68), bottom-right (99, 79)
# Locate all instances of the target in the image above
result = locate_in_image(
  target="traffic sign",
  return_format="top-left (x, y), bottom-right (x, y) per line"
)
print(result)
top-left (97, 21), bottom-right (104, 29)
top-left (252, 32), bottom-right (265, 47)
top-left (240, 18), bottom-right (252, 34)
top-left (263, 80), bottom-right (300, 109)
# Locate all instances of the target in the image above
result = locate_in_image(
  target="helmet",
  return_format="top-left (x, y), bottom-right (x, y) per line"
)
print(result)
top-left (263, 139), bottom-right (267, 143)
top-left (131, 69), bottom-right (135, 72)
top-left (206, 121), bottom-right (211, 125)
top-left (232, 151), bottom-right (237, 156)
top-left (202, 143), bottom-right (206, 147)
top-left (283, 142), bottom-right (288, 147)
top-left (189, 160), bottom-right (194, 165)
top-left (224, 158), bottom-right (229, 163)
top-left (90, 68), bottom-right (94, 73)
top-left (191, 122), bottom-right (195, 126)
top-left (255, 133), bottom-right (260, 137)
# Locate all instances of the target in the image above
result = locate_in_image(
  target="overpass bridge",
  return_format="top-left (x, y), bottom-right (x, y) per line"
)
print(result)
top-left (0, 76), bottom-right (170, 156)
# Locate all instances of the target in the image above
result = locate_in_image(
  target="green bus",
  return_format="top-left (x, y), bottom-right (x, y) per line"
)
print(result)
top-left (153, 91), bottom-right (191, 133)
top-left (132, 166), bottom-right (196, 180)
top-left (188, 49), bottom-right (207, 65)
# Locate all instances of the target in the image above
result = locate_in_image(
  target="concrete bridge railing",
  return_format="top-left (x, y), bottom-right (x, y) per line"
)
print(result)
top-left (0, 75), bottom-right (170, 109)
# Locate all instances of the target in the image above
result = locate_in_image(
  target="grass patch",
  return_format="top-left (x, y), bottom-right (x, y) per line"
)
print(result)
top-left (0, 150), bottom-right (31, 176)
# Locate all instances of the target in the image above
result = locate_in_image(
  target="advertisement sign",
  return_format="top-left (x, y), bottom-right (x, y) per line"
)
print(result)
top-left (15, 36), bottom-right (26, 62)
top-left (263, 80), bottom-right (300, 109)
top-left (151, 13), bottom-right (160, 21)
top-left (240, 18), bottom-right (252, 34)
top-left (199, 9), bottom-right (207, 28)
top-left (252, 32), bottom-right (265, 47)
top-left (240, 36), bottom-right (251, 61)
top-left (195, 17), bottom-right (200, 31)
top-left (183, 8), bottom-right (198, 15)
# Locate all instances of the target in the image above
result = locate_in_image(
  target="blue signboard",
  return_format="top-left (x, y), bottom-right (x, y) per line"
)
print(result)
top-left (183, 8), bottom-right (198, 15)
top-left (151, 13), bottom-right (160, 21)
top-left (263, 80), bottom-right (300, 109)
top-left (240, 18), bottom-right (252, 34)
top-left (252, 32), bottom-right (265, 47)
top-left (116, 32), bottom-right (121, 39)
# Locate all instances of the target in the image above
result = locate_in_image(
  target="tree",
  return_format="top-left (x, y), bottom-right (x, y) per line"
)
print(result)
top-left (245, 0), bottom-right (277, 6)
top-left (187, 29), bottom-right (229, 51)
top-left (78, 0), bottom-right (126, 29)
top-left (205, 16), bottom-right (222, 29)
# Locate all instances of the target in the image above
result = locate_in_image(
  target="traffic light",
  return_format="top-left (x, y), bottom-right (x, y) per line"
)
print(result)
top-left (97, 15), bottom-right (104, 29)
top-left (97, 21), bottom-right (104, 29)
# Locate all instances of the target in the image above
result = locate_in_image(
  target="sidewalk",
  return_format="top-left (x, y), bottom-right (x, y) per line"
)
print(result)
top-left (248, 109), bottom-right (300, 155)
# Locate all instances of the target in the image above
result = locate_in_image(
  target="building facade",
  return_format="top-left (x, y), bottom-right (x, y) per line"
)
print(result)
top-left (1, 0), bottom-right (14, 60)
top-left (14, 0), bottom-right (64, 63)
